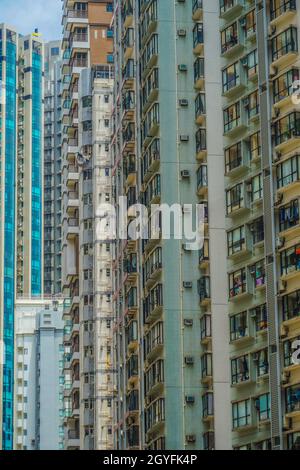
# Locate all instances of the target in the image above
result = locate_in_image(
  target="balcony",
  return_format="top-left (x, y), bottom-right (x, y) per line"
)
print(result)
top-left (66, 10), bottom-right (88, 27)
top-left (286, 384), bottom-right (300, 417)
top-left (192, 0), bottom-right (203, 21)
top-left (144, 321), bottom-right (164, 364)
top-left (193, 23), bottom-right (204, 55)
top-left (123, 154), bottom-right (136, 187)
top-left (123, 28), bottom-right (134, 61)
top-left (280, 244), bottom-right (300, 282)
top-left (122, 58), bottom-right (135, 89)
top-left (270, 1), bottom-right (297, 27)
top-left (67, 190), bottom-right (79, 210)
top-left (124, 253), bottom-right (138, 283)
top-left (67, 138), bottom-right (78, 155)
top-left (220, 0), bottom-right (244, 21)
top-left (279, 199), bottom-right (300, 237)
top-left (198, 276), bottom-right (211, 306)
top-left (221, 33), bottom-right (243, 59)
top-left (201, 353), bottom-right (213, 384)
top-left (143, 284), bottom-right (163, 324)
top-left (145, 398), bottom-right (165, 435)
top-left (126, 389), bottom-right (139, 416)
top-left (127, 354), bottom-right (139, 385)
top-left (145, 359), bottom-right (164, 397)
top-left (202, 392), bottom-right (214, 422)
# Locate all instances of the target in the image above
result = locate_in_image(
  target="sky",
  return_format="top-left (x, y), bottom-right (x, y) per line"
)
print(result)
top-left (0, 0), bottom-right (62, 41)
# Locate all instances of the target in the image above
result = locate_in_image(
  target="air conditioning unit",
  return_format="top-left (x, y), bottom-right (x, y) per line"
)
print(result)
top-left (186, 435), bottom-right (196, 443)
top-left (181, 170), bottom-right (190, 178)
top-left (185, 396), bottom-right (195, 404)
top-left (185, 356), bottom-right (194, 365)
top-left (184, 319), bottom-right (193, 327)
top-left (178, 64), bottom-right (188, 72)
top-left (180, 135), bottom-right (189, 142)
top-left (183, 281), bottom-right (193, 289)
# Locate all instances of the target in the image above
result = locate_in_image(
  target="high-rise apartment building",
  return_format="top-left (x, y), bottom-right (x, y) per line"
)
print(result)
top-left (44, 41), bottom-right (63, 296)
top-left (61, 0), bottom-right (114, 450)
top-left (220, 0), bottom-right (300, 451)
top-left (14, 298), bottom-right (64, 450)
top-left (111, 0), bottom-right (230, 451)
top-left (0, 24), bottom-right (44, 450)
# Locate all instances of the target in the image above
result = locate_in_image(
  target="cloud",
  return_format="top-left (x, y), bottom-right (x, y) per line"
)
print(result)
top-left (1, 0), bottom-right (62, 41)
